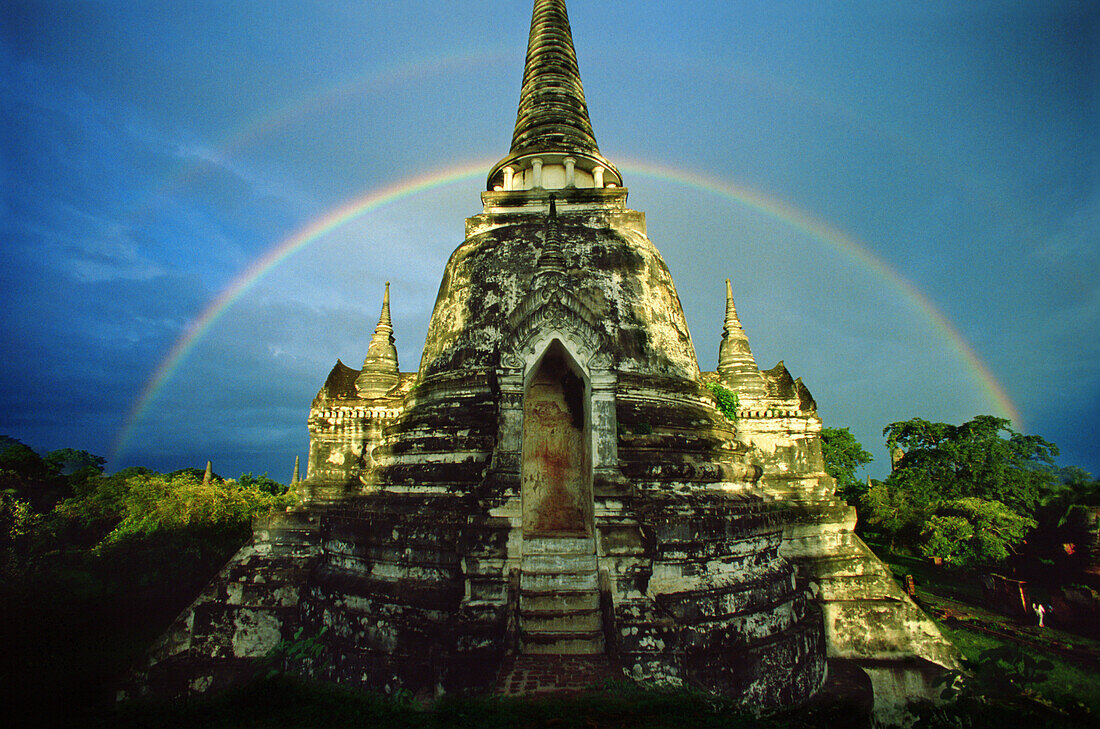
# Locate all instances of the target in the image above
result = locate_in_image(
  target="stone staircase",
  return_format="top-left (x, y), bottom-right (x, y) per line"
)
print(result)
top-left (519, 536), bottom-right (605, 654)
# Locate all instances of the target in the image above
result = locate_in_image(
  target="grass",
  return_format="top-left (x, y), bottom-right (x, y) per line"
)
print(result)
top-left (95, 677), bottom-right (871, 729)
top-left (937, 621), bottom-right (1100, 715)
top-left (864, 537), bottom-right (1100, 718)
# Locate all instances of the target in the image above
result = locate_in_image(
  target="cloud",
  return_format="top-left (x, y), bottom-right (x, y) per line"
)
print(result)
top-left (57, 221), bottom-right (167, 284)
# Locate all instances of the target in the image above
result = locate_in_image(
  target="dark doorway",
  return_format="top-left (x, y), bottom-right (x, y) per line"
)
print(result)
top-left (521, 341), bottom-right (592, 536)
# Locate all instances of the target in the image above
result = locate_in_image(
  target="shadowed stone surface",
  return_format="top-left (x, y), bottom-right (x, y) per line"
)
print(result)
top-left (495, 655), bottom-right (622, 695)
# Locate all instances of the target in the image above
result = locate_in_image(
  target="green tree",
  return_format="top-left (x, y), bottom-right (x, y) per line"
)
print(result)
top-left (54, 471), bottom-right (294, 549)
top-left (1055, 466), bottom-right (1100, 505)
top-left (48, 470), bottom-right (297, 587)
top-left (43, 449), bottom-right (105, 476)
top-left (820, 426), bottom-right (874, 504)
top-left (861, 479), bottom-right (932, 547)
top-left (919, 497), bottom-right (1036, 567)
top-left (884, 415), bottom-right (1059, 516)
top-left (0, 491), bottom-right (44, 574)
top-left (239, 472), bottom-right (289, 496)
top-left (0, 441), bottom-right (66, 510)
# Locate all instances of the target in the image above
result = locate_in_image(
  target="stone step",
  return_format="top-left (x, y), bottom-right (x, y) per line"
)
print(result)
top-left (520, 570), bottom-right (598, 593)
top-left (522, 536), bottom-right (596, 555)
top-left (521, 610), bottom-right (602, 634)
top-left (520, 599), bottom-right (601, 618)
top-left (522, 631), bottom-right (605, 655)
top-left (521, 552), bottom-right (598, 573)
top-left (519, 591), bottom-right (600, 614)
top-left (495, 655), bottom-right (622, 696)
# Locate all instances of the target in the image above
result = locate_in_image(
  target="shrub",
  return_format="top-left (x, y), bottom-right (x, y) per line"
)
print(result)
top-left (706, 382), bottom-right (739, 422)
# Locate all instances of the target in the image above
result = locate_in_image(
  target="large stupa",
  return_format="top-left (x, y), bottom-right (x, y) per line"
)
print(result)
top-left (126, 0), bottom-right (957, 714)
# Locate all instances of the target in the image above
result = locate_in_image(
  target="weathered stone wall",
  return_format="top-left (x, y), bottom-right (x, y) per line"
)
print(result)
top-left (418, 206), bottom-right (699, 382)
top-left (704, 356), bottom-right (960, 716)
top-left (297, 495), bottom-right (512, 693)
top-left (119, 510), bottom-right (322, 700)
top-left (591, 491), bottom-right (825, 704)
top-left (371, 369), bottom-right (498, 497)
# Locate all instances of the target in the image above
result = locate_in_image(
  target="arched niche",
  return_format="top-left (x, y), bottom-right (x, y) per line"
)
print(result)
top-left (520, 340), bottom-right (593, 536)
top-left (490, 305), bottom-right (621, 501)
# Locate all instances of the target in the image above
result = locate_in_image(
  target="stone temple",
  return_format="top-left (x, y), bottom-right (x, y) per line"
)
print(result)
top-left (127, 0), bottom-right (957, 713)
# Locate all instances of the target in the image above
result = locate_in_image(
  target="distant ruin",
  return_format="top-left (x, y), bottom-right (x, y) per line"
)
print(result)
top-left (125, 0), bottom-right (957, 716)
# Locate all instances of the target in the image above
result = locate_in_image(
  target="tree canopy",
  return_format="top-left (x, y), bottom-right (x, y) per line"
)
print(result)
top-left (820, 427), bottom-right (874, 504)
top-left (0, 437), bottom-right (295, 581)
top-left (862, 416), bottom-right (1064, 568)
top-left (883, 415), bottom-right (1059, 515)
top-left (918, 497), bottom-right (1036, 567)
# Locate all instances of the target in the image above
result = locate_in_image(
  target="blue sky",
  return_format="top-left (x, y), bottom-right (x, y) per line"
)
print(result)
top-left (2, 1), bottom-right (1097, 481)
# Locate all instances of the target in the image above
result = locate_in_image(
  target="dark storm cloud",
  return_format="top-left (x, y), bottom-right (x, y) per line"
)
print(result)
top-left (2, 1), bottom-right (1097, 478)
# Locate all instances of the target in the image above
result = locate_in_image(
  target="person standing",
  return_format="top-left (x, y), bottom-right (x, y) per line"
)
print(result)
top-left (1033, 602), bottom-right (1046, 627)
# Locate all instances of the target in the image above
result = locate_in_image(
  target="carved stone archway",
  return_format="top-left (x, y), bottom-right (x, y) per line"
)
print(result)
top-left (521, 340), bottom-right (592, 536)
top-left (492, 292), bottom-right (619, 498)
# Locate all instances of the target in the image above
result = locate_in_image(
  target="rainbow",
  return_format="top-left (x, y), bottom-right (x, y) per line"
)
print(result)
top-left (111, 161), bottom-right (1021, 463)
top-left (111, 160), bottom-right (489, 462)
top-left (621, 159), bottom-right (1021, 427)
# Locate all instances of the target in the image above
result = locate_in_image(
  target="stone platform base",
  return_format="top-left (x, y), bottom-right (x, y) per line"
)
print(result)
top-left (812, 658), bottom-right (875, 717)
top-left (494, 655), bottom-right (624, 696)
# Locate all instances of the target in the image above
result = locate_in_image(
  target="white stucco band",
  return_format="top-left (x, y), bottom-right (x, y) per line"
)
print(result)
top-left (491, 152), bottom-right (621, 192)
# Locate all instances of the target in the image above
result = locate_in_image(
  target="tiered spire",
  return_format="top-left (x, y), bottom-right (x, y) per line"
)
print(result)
top-left (511, 0), bottom-right (598, 157)
top-left (487, 0), bottom-right (620, 191)
top-left (291, 455), bottom-right (300, 486)
top-left (718, 279), bottom-right (767, 397)
top-left (355, 283), bottom-right (400, 398)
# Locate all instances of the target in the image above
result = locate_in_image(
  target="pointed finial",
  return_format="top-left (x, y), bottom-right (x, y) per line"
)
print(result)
top-left (379, 281), bottom-right (393, 330)
top-left (355, 284), bottom-right (401, 397)
top-left (549, 194), bottom-right (557, 219)
top-left (487, 0), bottom-right (621, 191)
top-left (723, 279), bottom-right (741, 335)
top-left (203, 460), bottom-right (212, 485)
top-left (291, 455), bottom-right (300, 486)
top-left (718, 279), bottom-right (766, 397)
top-left (512, 1), bottom-right (597, 156)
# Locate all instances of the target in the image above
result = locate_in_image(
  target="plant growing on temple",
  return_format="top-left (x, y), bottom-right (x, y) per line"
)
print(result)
top-left (261, 626), bottom-right (329, 680)
top-left (706, 382), bottom-right (739, 422)
top-left (820, 426), bottom-right (874, 504)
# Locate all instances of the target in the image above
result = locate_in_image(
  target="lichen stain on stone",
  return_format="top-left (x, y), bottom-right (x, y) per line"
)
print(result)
top-left (231, 610), bottom-right (282, 658)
